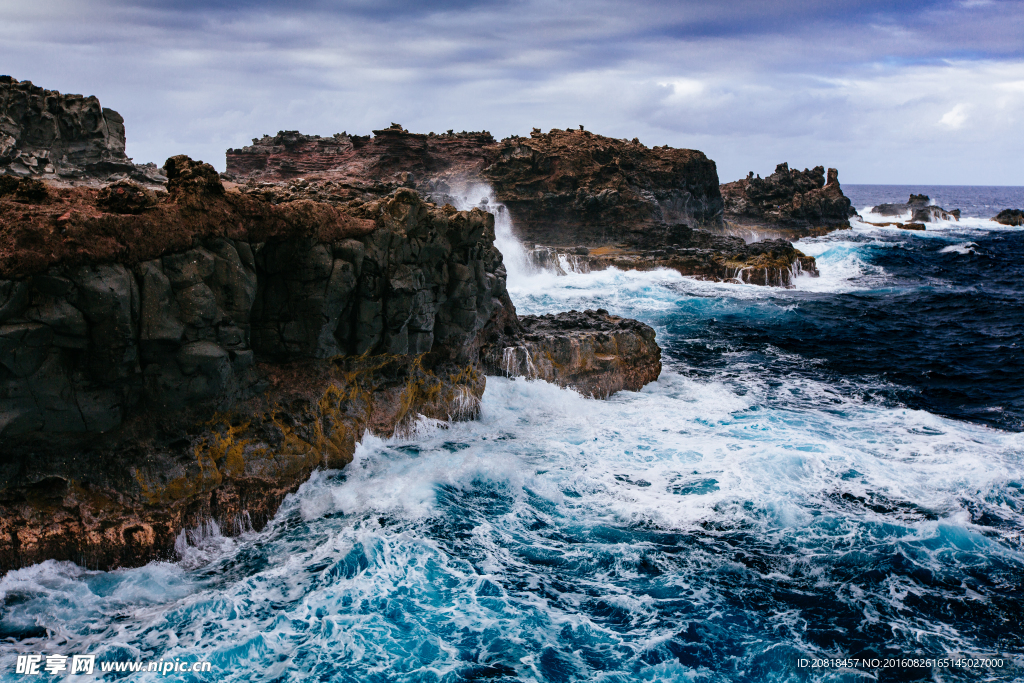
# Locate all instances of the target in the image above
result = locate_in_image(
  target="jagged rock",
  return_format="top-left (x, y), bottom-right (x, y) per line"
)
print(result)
top-left (165, 155), bottom-right (224, 197)
top-left (97, 179), bottom-right (156, 214)
top-left (226, 126), bottom-right (724, 248)
top-left (482, 308), bottom-right (661, 398)
top-left (994, 209), bottom-right (1024, 226)
top-left (0, 76), bottom-right (164, 184)
top-left (482, 129), bottom-right (724, 245)
top-left (870, 194), bottom-right (960, 222)
top-left (721, 163), bottom-right (856, 236)
top-left (0, 176), bottom-right (47, 202)
top-left (4, 170), bottom-right (634, 573)
top-left (527, 227), bottom-right (817, 288)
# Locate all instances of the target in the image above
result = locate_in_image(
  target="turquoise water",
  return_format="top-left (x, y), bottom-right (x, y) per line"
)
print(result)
top-left (1, 211), bottom-right (1022, 682)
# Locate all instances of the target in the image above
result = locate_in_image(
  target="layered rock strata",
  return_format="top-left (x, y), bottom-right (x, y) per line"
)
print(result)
top-left (525, 227), bottom-right (817, 288)
top-left (0, 77), bottom-right (164, 184)
top-left (482, 309), bottom-right (661, 398)
top-left (721, 163), bottom-right (856, 237)
top-left (868, 195), bottom-right (960, 222)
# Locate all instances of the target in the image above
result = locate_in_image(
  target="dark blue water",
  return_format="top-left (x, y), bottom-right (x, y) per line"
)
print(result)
top-left (845, 185), bottom-right (1024, 219)
top-left (0, 191), bottom-right (1021, 683)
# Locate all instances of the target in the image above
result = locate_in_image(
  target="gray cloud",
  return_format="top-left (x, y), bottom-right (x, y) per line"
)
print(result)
top-left (3, 0), bottom-right (1023, 183)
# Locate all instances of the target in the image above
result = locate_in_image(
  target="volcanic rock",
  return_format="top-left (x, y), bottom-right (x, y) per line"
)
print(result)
top-left (227, 127), bottom-right (724, 248)
top-left (870, 194), bottom-right (960, 222)
top-left (721, 163), bottom-right (856, 236)
top-left (482, 309), bottom-right (661, 398)
top-left (526, 227), bottom-right (817, 288)
top-left (0, 76), bottom-right (165, 184)
top-left (0, 155), bottom-right (662, 572)
top-left (994, 209), bottom-right (1024, 226)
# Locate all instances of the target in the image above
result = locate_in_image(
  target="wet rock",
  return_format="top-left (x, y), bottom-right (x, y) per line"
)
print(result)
top-left (994, 209), bottom-right (1024, 226)
top-left (482, 309), bottom-right (661, 398)
top-left (870, 195), bottom-right (960, 222)
top-left (721, 163), bottom-right (856, 236)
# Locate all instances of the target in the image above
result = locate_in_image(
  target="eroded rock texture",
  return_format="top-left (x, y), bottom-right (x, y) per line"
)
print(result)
top-left (525, 227), bottom-right (817, 288)
top-left (721, 163), bottom-right (856, 236)
top-left (994, 209), bottom-right (1024, 226)
top-left (482, 309), bottom-right (661, 398)
top-left (226, 126), bottom-right (724, 245)
top-left (0, 159), bottom-right (519, 571)
top-left (870, 195), bottom-right (960, 223)
top-left (0, 76), bottom-right (164, 184)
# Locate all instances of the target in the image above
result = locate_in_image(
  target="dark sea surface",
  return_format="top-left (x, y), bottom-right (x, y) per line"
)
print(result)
top-left (0, 188), bottom-right (1021, 682)
top-left (844, 184), bottom-right (1024, 219)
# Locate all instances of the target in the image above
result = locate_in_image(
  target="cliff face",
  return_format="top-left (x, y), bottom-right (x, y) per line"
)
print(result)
top-left (226, 126), bottom-right (724, 246)
top-left (721, 163), bottom-right (856, 236)
top-left (0, 77), bottom-right (164, 184)
top-left (482, 129), bottom-right (724, 245)
top-left (482, 309), bottom-right (661, 398)
top-left (0, 157), bottom-right (519, 571)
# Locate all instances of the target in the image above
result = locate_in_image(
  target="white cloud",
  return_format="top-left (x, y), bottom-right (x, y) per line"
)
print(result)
top-left (939, 103), bottom-right (970, 129)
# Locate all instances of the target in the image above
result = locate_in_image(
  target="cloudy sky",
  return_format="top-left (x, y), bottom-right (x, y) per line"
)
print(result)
top-left (4, 0), bottom-right (1023, 184)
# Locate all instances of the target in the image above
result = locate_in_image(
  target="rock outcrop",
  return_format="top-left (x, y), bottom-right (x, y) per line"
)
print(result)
top-left (0, 152), bottom-right (662, 572)
top-left (0, 158), bottom-right (508, 571)
top-left (481, 129), bottom-right (724, 245)
top-left (993, 209), bottom-right (1023, 226)
top-left (227, 126), bottom-right (724, 245)
top-left (0, 76), bottom-right (164, 184)
top-left (524, 227), bottom-right (817, 288)
top-left (482, 309), bottom-right (661, 398)
top-left (869, 195), bottom-right (960, 222)
top-left (227, 128), bottom-right (827, 286)
top-left (721, 163), bottom-right (856, 236)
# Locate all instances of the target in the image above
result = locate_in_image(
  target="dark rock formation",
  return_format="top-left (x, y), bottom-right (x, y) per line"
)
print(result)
top-left (227, 126), bottom-right (724, 246)
top-left (0, 76), bottom-right (165, 184)
top-left (525, 226), bottom-right (817, 288)
top-left (869, 195), bottom-right (960, 222)
top-left (0, 154), bottom-right (662, 572)
top-left (482, 309), bottom-right (661, 398)
top-left (0, 160), bottom-right (512, 570)
top-left (482, 129), bottom-right (724, 245)
top-left (721, 163), bottom-right (856, 236)
top-left (227, 126), bottom-right (494, 188)
top-left (994, 209), bottom-right (1024, 226)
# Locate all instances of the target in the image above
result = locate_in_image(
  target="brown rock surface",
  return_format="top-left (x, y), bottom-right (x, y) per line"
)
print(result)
top-left (721, 163), bottom-right (856, 237)
top-left (227, 126), bottom-right (724, 248)
top-left (0, 76), bottom-right (165, 184)
top-left (1, 153), bottom-right (662, 572)
top-left (482, 309), bottom-right (661, 398)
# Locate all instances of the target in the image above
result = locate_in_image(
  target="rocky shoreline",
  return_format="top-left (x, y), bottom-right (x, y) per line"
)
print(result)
top-left (0, 80), bottom-right (671, 573)
top-left (0, 77), bottom-right (863, 573)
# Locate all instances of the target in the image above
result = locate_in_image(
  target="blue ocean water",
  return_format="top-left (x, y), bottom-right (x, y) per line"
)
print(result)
top-left (1, 191), bottom-right (1022, 682)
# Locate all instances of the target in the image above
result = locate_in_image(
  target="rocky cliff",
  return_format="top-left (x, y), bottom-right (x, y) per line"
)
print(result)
top-left (482, 309), bottom-right (661, 398)
top-left (227, 128), bottom-right (830, 287)
top-left (1, 159), bottom-right (515, 572)
top-left (227, 126), bottom-right (724, 244)
top-left (721, 163), bottom-right (856, 237)
top-left (1, 77), bottom-right (164, 184)
top-left (0, 152), bottom-right (663, 572)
